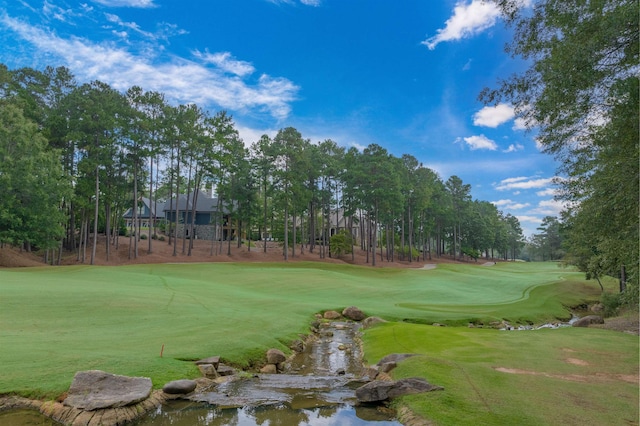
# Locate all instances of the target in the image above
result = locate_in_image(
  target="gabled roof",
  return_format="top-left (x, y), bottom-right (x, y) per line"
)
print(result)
top-left (163, 190), bottom-right (227, 213)
top-left (122, 197), bottom-right (165, 219)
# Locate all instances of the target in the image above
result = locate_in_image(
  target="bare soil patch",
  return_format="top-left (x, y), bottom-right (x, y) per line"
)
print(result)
top-left (0, 246), bottom-right (47, 267)
top-left (494, 367), bottom-right (638, 384)
top-left (565, 358), bottom-right (589, 366)
top-left (2, 236), bottom-right (469, 269)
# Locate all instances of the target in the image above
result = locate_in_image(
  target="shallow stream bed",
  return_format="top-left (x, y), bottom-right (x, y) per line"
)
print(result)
top-left (1, 322), bottom-right (402, 425)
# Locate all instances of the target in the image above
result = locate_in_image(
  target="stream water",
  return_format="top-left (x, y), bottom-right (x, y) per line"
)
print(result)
top-left (134, 321), bottom-right (401, 425)
top-left (1, 322), bottom-right (401, 425)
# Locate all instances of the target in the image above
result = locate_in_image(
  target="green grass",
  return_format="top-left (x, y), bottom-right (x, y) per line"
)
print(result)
top-left (363, 323), bottom-right (638, 425)
top-left (0, 261), bottom-right (629, 411)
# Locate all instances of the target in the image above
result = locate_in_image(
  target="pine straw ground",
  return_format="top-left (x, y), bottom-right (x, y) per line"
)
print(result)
top-left (1, 238), bottom-right (637, 335)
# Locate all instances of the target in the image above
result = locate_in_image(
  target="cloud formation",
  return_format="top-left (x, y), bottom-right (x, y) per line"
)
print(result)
top-left (494, 176), bottom-right (555, 191)
top-left (458, 134), bottom-right (498, 150)
top-left (193, 51), bottom-right (255, 77)
top-left (1, 14), bottom-right (299, 120)
top-left (473, 103), bottom-right (514, 127)
top-left (503, 143), bottom-right (524, 153)
top-left (266, 0), bottom-right (321, 6)
top-left (492, 199), bottom-right (530, 210)
top-left (92, 0), bottom-right (157, 7)
top-left (422, 0), bottom-right (501, 50)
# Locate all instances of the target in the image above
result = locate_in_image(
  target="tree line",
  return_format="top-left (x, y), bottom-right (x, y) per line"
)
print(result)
top-left (0, 63), bottom-right (526, 266)
top-left (486, 0), bottom-right (638, 306)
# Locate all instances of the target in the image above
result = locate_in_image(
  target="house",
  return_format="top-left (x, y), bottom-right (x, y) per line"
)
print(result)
top-left (122, 197), bottom-right (165, 229)
top-left (163, 190), bottom-right (236, 240)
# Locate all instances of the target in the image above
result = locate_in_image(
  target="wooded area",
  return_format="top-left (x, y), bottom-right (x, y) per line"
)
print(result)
top-left (0, 0), bottom-right (636, 307)
top-left (0, 65), bottom-right (525, 267)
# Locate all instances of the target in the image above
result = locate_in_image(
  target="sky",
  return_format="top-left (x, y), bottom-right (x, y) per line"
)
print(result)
top-left (0, 0), bottom-right (565, 237)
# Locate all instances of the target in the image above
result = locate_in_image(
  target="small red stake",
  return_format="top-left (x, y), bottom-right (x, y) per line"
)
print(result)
top-left (160, 344), bottom-right (164, 358)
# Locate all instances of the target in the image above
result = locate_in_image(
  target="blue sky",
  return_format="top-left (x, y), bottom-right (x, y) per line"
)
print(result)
top-left (0, 0), bottom-right (564, 237)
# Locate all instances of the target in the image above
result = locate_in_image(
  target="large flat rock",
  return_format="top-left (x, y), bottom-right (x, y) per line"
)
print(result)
top-left (64, 370), bottom-right (152, 411)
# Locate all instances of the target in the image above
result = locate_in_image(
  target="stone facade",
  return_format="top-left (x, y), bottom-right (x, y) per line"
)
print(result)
top-left (175, 224), bottom-right (220, 241)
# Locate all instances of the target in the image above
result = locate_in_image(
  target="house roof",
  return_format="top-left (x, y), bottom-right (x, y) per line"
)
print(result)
top-left (122, 197), bottom-right (165, 219)
top-left (163, 190), bottom-right (228, 214)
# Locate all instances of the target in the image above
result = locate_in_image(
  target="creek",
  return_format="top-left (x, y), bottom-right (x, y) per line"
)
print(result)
top-left (0, 322), bottom-right (401, 425)
top-left (134, 321), bottom-right (401, 425)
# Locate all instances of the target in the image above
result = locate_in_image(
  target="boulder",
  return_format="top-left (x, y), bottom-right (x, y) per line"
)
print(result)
top-left (362, 316), bottom-right (387, 329)
top-left (342, 306), bottom-right (366, 321)
top-left (216, 364), bottom-right (235, 376)
top-left (195, 356), bottom-right (220, 369)
top-left (361, 366), bottom-right (379, 381)
top-left (163, 379), bottom-right (197, 395)
top-left (323, 310), bottom-right (342, 319)
top-left (573, 315), bottom-right (605, 327)
top-left (379, 362), bottom-right (397, 374)
top-left (260, 364), bottom-right (277, 374)
top-left (266, 348), bottom-right (286, 364)
top-left (198, 364), bottom-right (219, 379)
top-left (289, 339), bottom-right (305, 353)
top-left (376, 353), bottom-right (417, 366)
top-left (64, 370), bottom-right (152, 411)
top-left (355, 378), bottom-right (443, 402)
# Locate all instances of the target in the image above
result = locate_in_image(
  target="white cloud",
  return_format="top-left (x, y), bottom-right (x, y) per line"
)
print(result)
top-left (535, 188), bottom-right (557, 197)
top-left (266, 0), bottom-right (321, 6)
top-left (105, 13), bottom-right (154, 38)
top-left (192, 51), bottom-right (255, 77)
top-left (460, 134), bottom-right (498, 150)
top-left (513, 117), bottom-right (527, 130)
top-left (492, 199), bottom-right (530, 210)
top-left (495, 176), bottom-right (555, 191)
top-left (516, 215), bottom-right (543, 224)
top-left (530, 199), bottom-right (565, 216)
top-left (43, 0), bottom-right (81, 22)
top-left (462, 59), bottom-right (472, 71)
top-left (1, 15), bottom-right (299, 120)
top-left (422, 0), bottom-right (501, 50)
top-left (473, 103), bottom-right (514, 127)
top-left (92, 0), bottom-right (157, 7)
top-left (503, 143), bottom-right (524, 153)
top-left (105, 13), bottom-right (187, 41)
top-left (236, 124), bottom-right (277, 148)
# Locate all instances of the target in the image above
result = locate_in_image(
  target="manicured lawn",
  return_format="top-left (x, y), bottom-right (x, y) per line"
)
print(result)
top-left (0, 261), bottom-right (631, 423)
top-left (363, 323), bottom-right (638, 425)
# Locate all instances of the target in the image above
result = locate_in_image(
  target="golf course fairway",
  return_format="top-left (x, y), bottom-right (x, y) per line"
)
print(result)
top-left (0, 261), bottom-right (637, 425)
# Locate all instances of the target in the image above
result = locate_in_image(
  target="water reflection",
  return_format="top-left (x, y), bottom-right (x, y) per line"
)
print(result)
top-left (0, 409), bottom-right (58, 425)
top-left (135, 401), bottom-right (401, 426)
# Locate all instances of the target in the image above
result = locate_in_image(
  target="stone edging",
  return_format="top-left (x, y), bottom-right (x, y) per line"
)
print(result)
top-left (0, 390), bottom-right (170, 425)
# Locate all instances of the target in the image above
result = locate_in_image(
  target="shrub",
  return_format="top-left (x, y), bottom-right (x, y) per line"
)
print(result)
top-left (330, 230), bottom-right (354, 258)
top-left (395, 245), bottom-right (420, 261)
top-left (140, 234), bottom-right (148, 240)
top-left (601, 292), bottom-right (621, 317)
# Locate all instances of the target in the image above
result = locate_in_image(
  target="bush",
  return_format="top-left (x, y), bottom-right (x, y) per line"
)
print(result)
top-left (330, 230), bottom-right (354, 258)
top-left (462, 247), bottom-right (480, 260)
top-left (395, 245), bottom-right (420, 261)
top-left (601, 292), bottom-right (622, 317)
top-left (140, 234), bottom-right (148, 240)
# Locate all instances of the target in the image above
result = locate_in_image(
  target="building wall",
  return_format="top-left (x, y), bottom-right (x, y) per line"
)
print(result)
top-left (175, 224), bottom-right (221, 241)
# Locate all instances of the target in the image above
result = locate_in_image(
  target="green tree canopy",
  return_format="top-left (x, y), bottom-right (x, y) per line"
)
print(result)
top-left (484, 0), bottom-right (639, 300)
